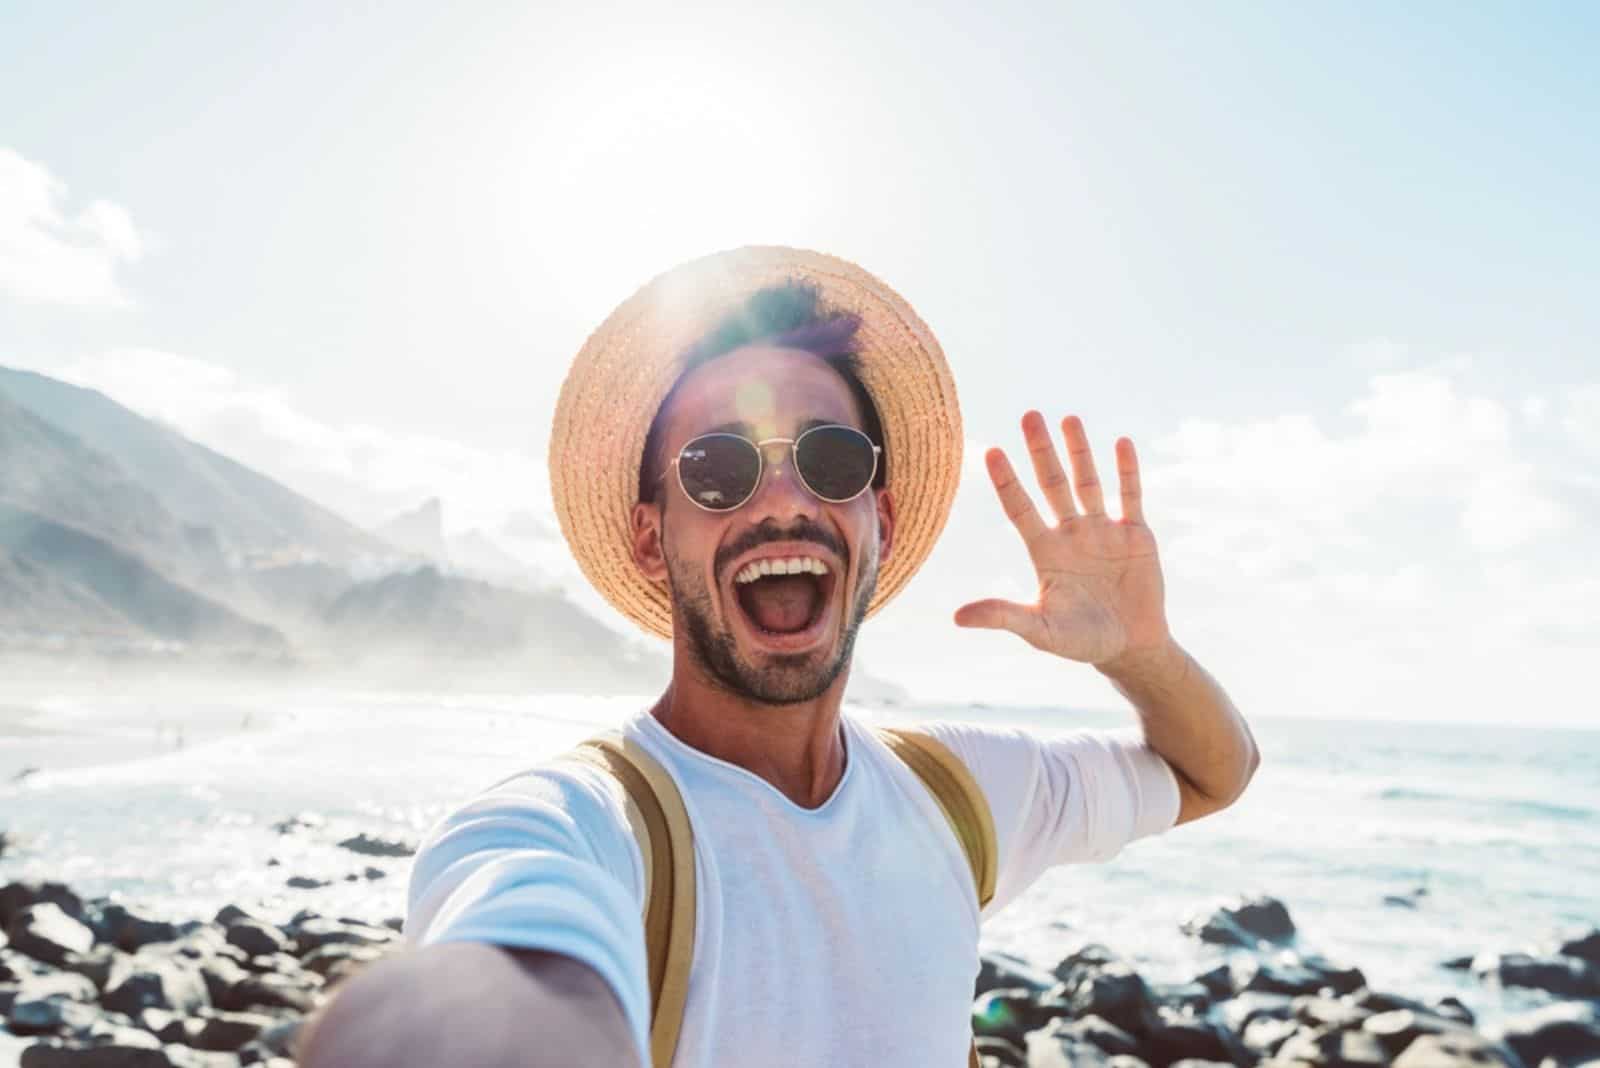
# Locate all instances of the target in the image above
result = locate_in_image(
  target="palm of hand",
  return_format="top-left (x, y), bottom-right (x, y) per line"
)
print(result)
top-left (955, 411), bottom-right (1172, 668)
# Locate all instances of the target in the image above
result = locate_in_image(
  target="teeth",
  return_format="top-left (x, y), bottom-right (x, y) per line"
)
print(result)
top-left (734, 556), bottom-right (831, 583)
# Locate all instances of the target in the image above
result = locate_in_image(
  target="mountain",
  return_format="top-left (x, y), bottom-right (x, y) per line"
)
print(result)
top-left (0, 366), bottom-right (389, 567)
top-left (319, 565), bottom-right (665, 691)
top-left (375, 497), bottom-right (447, 562)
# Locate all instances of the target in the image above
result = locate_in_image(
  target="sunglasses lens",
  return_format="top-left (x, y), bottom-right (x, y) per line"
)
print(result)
top-left (796, 425), bottom-right (878, 502)
top-left (677, 434), bottom-right (760, 510)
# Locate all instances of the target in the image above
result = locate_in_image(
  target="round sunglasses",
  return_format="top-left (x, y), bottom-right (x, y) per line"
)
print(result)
top-left (659, 424), bottom-right (883, 512)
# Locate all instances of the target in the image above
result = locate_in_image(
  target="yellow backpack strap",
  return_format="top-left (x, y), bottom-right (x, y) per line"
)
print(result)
top-left (877, 727), bottom-right (997, 1068)
top-left (876, 727), bottom-right (998, 908)
top-left (565, 733), bottom-right (697, 1068)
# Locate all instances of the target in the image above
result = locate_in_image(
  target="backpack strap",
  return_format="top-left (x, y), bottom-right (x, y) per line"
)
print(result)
top-left (875, 727), bottom-right (998, 909)
top-left (877, 727), bottom-right (997, 1068)
top-left (566, 732), bottom-right (696, 1068)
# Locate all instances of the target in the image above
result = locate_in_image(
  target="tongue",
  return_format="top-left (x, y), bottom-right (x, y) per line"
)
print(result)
top-left (741, 574), bottom-right (819, 634)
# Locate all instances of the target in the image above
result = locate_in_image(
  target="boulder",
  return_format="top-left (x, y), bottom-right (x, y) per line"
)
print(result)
top-left (1239, 1015), bottom-right (1299, 1057)
top-left (95, 906), bottom-right (182, 953)
top-left (1472, 952), bottom-right (1600, 999)
top-left (1219, 992), bottom-right (1295, 1035)
top-left (1558, 929), bottom-right (1600, 966)
top-left (1363, 1009), bottom-right (1475, 1058)
top-left (971, 988), bottom-right (1060, 1047)
top-left (974, 1035), bottom-right (1025, 1067)
top-left (222, 924), bottom-right (287, 961)
top-left (975, 951), bottom-right (1053, 996)
top-left (0, 884), bottom-right (84, 928)
top-left (7, 993), bottom-right (101, 1036)
top-left (192, 1010), bottom-right (276, 1052)
top-left (1180, 896), bottom-right (1296, 948)
top-left (1050, 1015), bottom-right (1141, 1057)
top-left (1291, 995), bottom-right (1370, 1031)
top-left (1391, 1031), bottom-right (1523, 1068)
top-left (1493, 1001), bottom-right (1600, 1067)
top-left (283, 877), bottom-right (328, 891)
top-left (1140, 1010), bottom-right (1249, 1068)
top-left (287, 918), bottom-right (395, 956)
top-left (1063, 962), bottom-right (1162, 1038)
top-left (334, 834), bottom-right (414, 858)
top-left (7, 905), bottom-right (95, 966)
top-left (101, 957), bottom-right (210, 1017)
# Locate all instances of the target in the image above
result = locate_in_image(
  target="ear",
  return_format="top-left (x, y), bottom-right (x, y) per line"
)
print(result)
top-left (873, 486), bottom-right (896, 567)
top-left (630, 500), bottom-right (669, 583)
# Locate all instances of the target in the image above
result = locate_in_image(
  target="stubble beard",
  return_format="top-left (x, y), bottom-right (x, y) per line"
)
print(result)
top-left (668, 537), bottom-right (879, 707)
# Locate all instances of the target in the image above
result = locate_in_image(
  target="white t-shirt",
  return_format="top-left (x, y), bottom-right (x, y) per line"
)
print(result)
top-left (404, 711), bottom-right (1182, 1067)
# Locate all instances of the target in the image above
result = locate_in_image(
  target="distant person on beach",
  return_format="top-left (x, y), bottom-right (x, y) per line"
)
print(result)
top-left (298, 247), bottom-right (1260, 1067)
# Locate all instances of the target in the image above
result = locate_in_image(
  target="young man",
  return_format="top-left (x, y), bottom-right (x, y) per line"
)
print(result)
top-left (298, 247), bottom-right (1259, 1068)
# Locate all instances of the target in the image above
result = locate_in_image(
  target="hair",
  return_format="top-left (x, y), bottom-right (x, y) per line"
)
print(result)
top-left (638, 281), bottom-right (888, 504)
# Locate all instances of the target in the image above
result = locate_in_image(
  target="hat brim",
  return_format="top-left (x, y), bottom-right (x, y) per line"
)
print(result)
top-left (549, 245), bottom-right (962, 639)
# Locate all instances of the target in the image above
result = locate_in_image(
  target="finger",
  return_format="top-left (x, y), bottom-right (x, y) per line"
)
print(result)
top-left (953, 598), bottom-right (1042, 643)
top-left (1116, 436), bottom-right (1145, 525)
top-left (1021, 410), bottom-right (1077, 523)
top-left (984, 447), bottom-right (1049, 546)
top-left (1060, 415), bottom-right (1106, 517)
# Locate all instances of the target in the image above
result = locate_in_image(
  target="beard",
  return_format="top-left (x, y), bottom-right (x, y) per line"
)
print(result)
top-left (666, 532), bottom-right (879, 707)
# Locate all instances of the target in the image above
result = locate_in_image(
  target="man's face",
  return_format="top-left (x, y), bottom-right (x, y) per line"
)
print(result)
top-left (634, 345), bottom-right (895, 705)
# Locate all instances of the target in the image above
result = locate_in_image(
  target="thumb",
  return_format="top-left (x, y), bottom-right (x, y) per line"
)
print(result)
top-left (953, 598), bottom-right (1039, 637)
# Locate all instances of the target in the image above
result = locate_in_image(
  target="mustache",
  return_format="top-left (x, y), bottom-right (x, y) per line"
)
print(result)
top-left (715, 518), bottom-right (848, 579)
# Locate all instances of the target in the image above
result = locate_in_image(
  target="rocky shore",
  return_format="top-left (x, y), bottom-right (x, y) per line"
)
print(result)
top-left (1, 876), bottom-right (1596, 1067)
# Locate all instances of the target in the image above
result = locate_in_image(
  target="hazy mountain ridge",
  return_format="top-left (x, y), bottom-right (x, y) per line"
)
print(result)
top-left (0, 366), bottom-right (662, 687)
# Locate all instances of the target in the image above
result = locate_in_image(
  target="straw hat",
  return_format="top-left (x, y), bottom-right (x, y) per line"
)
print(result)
top-left (549, 245), bottom-right (962, 639)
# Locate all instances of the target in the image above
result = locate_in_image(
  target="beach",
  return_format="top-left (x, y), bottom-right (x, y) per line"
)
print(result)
top-left (2, 688), bottom-right (1597, 1065)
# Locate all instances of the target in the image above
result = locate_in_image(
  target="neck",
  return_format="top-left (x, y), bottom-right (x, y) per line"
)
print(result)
top-left (650, 645), bottom-right (852, 810)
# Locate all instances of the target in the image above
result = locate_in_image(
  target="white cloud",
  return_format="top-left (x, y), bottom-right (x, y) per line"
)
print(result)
top-left (0, 148), bottom-right (145, 306)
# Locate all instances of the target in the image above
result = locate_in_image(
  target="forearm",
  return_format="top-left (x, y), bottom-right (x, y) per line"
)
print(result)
top-left (297, 942), bottom-right (642, 1068)
top-left (1096, 637), bottom-right (1259, 805)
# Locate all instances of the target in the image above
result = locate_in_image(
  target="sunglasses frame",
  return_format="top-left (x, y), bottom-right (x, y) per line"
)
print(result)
top-left (660, 423), bottom-right (883, 513)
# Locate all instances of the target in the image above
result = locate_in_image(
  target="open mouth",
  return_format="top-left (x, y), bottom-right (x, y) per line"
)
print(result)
top-left (730, 554), bottom-right (838, 649)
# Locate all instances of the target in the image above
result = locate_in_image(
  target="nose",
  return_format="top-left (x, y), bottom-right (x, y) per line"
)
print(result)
top-left (746, 441), bottom-right (820, 523)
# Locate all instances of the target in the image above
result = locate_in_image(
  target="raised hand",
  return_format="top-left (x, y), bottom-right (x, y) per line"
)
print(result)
top-left (954, 411), bottom-right (1172, 669)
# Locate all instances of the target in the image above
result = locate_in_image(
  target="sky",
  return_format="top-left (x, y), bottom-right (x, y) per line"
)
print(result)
top-left (1, 1), bottom-right (1596, 726)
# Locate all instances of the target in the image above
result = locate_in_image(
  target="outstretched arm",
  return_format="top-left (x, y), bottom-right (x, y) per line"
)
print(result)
top-left (955, 411), bottom-right (1259, 824)
top-left (297, 943), bottom-right (641, 1068)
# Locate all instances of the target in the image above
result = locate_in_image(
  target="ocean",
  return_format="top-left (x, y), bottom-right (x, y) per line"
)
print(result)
top-left (2, 688), bottom-right (1596, 1033)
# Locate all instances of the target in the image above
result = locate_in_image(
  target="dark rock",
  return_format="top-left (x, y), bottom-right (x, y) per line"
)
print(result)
top-left (0, 883), bottom-right (85, 928)
top-left (1052, 943), bottom-right (1123, 988)
top-left (223, 924), bottom-right (287, 961)
top-left (1391, 1030), bottom-right (1522, 1068)
top-left (283, 877), bottom-right (328, 890)
top-left (1169, 1062), bottom-right (1235, 1068)
top-left (1433, 997), bottom-right (1474, 1026)
top-left (95, 906), bottom-right (181, 952)
top-left (1050, 1015), bottom-right (1141, 1057)
top-left (287, 918), bottom-right (395, 956)
top-left (218, 973), bottom-right (318, 1014)
top-left (101, 957), bottom-right (210, 1017)
top-left (1493, 1000), bottom-right (1600, 1067)
top-left (1384, 895), bottom-right (1420, 909)
top-left (8, 993), bottom-right (101, 1035)
top-left (197, 957), bottom-right (250, 1007)
top-left (298, 943), bottom-right (387, 980)
top-left (1064, 961), bottom-right (1162, 1038)
top-left (334, 833), bottom-right (414, 858)
top-left (1363, 1009), bottom-right (1475, 1057)
top-left (1180, 895), bottom-right (1296, 948)
top-left (59, 945), bottom-right (123, 991)
top-left (975, 952), bottom-right (1053, 997)
top-left (1351, 989), bottom-right (1434, 1015)
top-left (212, 908), bottom-right (256, 930)
top-left (1276, 1025), bottom-right (1390, 1068)
top-left (192, 1010), bottom-right (276, 1052)
top-left (1106, 1059), bottom-right (1152, 1068)
top-left (1141, 1010), bottom-right (1249, 1068)
top-left (1149, 981), bottom-right (1211, 1015)
top-left (1559, 929), bottom-right (1600, 966)
top-left (251, 1017), bottom-right (301, 1058)
top-left (85, 1022), bottom-right (163, 1049)
top-left (361, 867), bottom-right (385, 881)
top-left (380, 918), bottom-right (403, 933)
top-left (1472, 951), bottom-right (1600, 998)
top-left (8, 905), bottom-right (95, 966)
top-left (1228, 956), bottom-right (1327, 997)
top-left (1192, 964), bottom-right (1234, 999)
top-left (270, 812), bottom-right (324, 835)
top-left (1441, 956), bottom-right (1475, 971)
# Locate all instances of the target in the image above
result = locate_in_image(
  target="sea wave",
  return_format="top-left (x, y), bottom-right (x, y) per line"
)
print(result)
top-left (1374, 785), bottom-right (1595, 821)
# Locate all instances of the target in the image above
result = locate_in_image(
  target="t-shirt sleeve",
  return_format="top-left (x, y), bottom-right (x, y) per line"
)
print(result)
top-left (919, 720), bottom-right (1182, 918)
top-left (402, 760), bottom-right (651, 1063)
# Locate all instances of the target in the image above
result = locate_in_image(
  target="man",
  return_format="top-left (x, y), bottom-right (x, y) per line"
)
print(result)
top-left (298, 246), bottom-right (1259, 1067)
